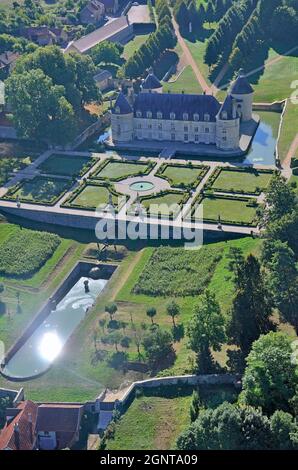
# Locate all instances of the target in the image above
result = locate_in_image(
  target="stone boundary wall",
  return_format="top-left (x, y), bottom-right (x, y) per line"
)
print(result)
top-left (252, 101), bottom-right (285, 112)
top-left (105, 374), bottom-right (241, 409)
top-left (0, 262), bottom-right (117, 379)
top-left (71, 113), bottom-right (111, 150)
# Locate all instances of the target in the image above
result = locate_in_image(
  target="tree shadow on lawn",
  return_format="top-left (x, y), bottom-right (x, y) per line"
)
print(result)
top-left (181, 26), bottom-right (214, 43)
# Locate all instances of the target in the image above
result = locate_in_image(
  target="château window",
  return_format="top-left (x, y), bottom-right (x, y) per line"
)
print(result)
top-left (115, 106), bottom-right (120, 114)
top-left (148, 124), bottom-right (152, 129)
top-left (204, 114), bottom-right (210, 122)
top-left (137, 124), bottom-right (141, 129)
top-left (195, 135), bottom-right (199, 142)
top-left (183, 113), bottom-right (188, 121)
top-left (171, 123), bottom-right (175, 130)
top-left (170, 112), bottom-right (175, 120)
top-left (205, 128), bottom-right (210, 133)
top-left (184, 125), bottom-right (188, 132)
top-left (194, 126), bottom-right (199, 132)
top-left (147, 111), bottom-right (152, 119)
top-left (136, 110), bottom-right (142, 118)
top-left (184, 134), bottom-right (188, 142)
top-left (221, 111), bottom-right (228, 120)
top-left (158, 123), bottom-right (162, 130)
top-left (171, 133), bottom-right (175, 141)
top-left (157, 111), bottom-right (163, 119)
top-left (194, 113), bottom-right (199, 121)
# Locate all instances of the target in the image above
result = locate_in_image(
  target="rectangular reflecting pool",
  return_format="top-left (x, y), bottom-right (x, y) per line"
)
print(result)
top-left (1, 263), bottom-right (116, 380)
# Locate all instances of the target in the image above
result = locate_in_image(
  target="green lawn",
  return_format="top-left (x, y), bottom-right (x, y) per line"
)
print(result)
top-left (196, 196), bottom-right (258, 225)
top-left (123, 34), bottom-right (150, 60)
top-left (141, 191), bottom-right (187, 216)
top-left (3, 176), bottom-right (70, 205)
top-left (163, 66), bottom-right (202, 94)
top-left (68, 184), bottom-right (120, 209)
top-left (185, 38), bottom-right (211, 87)
top-left (38, 154), bottom-right (96, 177)
top-left (94, 160), bottom-right (150, 181)
top-left (278, 101), bottom-right (298, 163)
top-left (106, 394), bottom-right (192, 450)
top-left (158, 164), bottom-right (206, 188)
top-left (211, 169), bottom-right (272, 194)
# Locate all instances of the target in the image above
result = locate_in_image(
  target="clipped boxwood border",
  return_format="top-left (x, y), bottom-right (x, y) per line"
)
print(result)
top-left (90, 158), bottom-right (156, 182)
top-left (187, 193), bottom-right (260, 227)
top-left (205, 167), bottom-right (274, 196)
top-left (1, 176), bottom-right (71, 206)
top-left (61, 180), bottom-right (127, 213)
top-left (38, 153), bottom-right (99, 178)
top-left (139, 189), bottom-right (191, 220)
top-left (155, 162), bottom-right (210, 189)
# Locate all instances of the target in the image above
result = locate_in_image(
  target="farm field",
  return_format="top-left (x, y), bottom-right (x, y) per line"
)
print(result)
top-left (211, 169), bottom-right (272, 194)
top-left (38, 154), bottom-right (96, 177)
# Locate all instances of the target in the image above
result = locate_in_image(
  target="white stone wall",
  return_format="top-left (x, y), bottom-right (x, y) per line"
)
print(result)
top-left (133, 117), bottom-right (217, 144)
top-left (111, 113), bottom-right (134, 142)
top-left (216, 118), bottom-right (240, 150)
top-left (230, 92), bottom-right (253, 122)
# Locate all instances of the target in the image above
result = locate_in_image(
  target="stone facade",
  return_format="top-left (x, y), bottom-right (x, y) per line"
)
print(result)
top-left (111, 71), bottom-right (254, 151)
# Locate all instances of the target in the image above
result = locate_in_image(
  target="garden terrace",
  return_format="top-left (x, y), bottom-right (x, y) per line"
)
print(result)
top-left (92, 159), bottom-right (155, 181)
top-left (207, 167), bottom-right (273, 195)
top-left (62, 181), bottom-right (126, 212)
top-left (1, 176), bottom-right (71, 206)
top-left (139, 190), bottom-right (190, 219)
top-left (155, 163), bottom-right (209, 189)
top-left (190, 195), bottom-right (259, 226)
top-left (37, 153), bottom-right (98, 178)
top-left (132, 245), bottom-right (222, 297)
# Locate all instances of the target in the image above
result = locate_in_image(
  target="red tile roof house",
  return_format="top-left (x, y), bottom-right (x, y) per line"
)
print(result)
top-left (21, 27), bottom-right (68, 47)
top-left (35, 404), bottom-right (84, 450)
top-left (0, 400), bottom-right (38, 450)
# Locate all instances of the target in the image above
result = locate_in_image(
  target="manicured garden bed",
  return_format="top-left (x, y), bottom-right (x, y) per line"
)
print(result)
top-left (156, 163), bottom-right (209, 189)
top-left (208, 167), bottom-right (273, 195)
top-left (62, 181), bottom-right (125, 211)
top-left (190, 195), bottom-right (259, 226)
top-left (1, 176), bottom-right (71, 205)
top-left (140, 190), bottom-right (189, 218)
top-left (38, 153), bottom-right (97, 177)
top-left (92, 158), bottom-right (155, 181)
top-left (0, 229), bottom-right (60, 278)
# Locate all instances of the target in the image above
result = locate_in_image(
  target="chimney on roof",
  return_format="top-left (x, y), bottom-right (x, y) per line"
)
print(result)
top-left (14, 423), bottom-right (20, 450)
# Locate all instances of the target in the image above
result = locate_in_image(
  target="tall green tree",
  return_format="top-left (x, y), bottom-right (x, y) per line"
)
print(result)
top-left (187, 290), bottom-right (226, 373)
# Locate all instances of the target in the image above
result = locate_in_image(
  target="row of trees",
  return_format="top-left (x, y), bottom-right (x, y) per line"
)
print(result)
top-left (5, 45), bottom-right (99, 144)
top-left (120, 0), bottom-right (177, 79)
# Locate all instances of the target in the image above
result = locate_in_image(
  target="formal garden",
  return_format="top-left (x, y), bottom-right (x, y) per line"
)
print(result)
top-left (92, 159), bottom-right (155, 181)
top-left (156, 162), bottom-right (209, 189)
top-left (1, 176), bottom-right (71, 205)
top-left (139, 190), bottom-right (190, 218)
top-left (207, 168), bottom-right (273, 195)
top-left (37, 153), bottom-right (98, 178)
top-left (62, 181), bottom-right (126, 211)
top-left (189, 195), bottom-right (259, 226)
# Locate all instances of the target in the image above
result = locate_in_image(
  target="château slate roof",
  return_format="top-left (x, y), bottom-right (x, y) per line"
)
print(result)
top-left (230, 73), bottom-right (254, 95)
top-left (142, 73), bottom-right (162, 90)
top-left (112, 92), bottom-right (133, 114)
top-left (133, 92), bottom-right (221, 121)
top-left (218, 95), bottom-right (239, 120)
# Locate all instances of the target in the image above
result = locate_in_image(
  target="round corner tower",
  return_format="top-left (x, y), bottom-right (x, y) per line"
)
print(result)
top-left (111, 92), bottom-right (134, 143)
top-left (230, 69), bottom-right (254, 122)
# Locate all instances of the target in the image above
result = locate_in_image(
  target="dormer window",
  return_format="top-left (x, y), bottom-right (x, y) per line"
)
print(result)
top-left (204, 114), bottom-right (210, 122)
top-left (183, 113), bottom-right (188, 121)
top-left (136, 110), bottom-right (142, 118)
top-left (170, 112), bottom-right (175, 120)
top-left (147, 111), bottom-right (152, 119)
top-left (221, 111), bottom-right (228, 120)
top-left (194, 113), bottom-right (199, 121)
top-left (157, 111), bottom-right (163, 119)
top-left (115, 106), bottom-right (120, 114)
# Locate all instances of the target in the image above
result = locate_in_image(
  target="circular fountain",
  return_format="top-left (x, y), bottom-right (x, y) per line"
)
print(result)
top-left (129, 181), bottom-right (155, 192)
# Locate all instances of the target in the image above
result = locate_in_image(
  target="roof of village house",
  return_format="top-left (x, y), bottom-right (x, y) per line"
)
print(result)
top-left (35, 404), bottom-right (83, 433)
top-left (65, 16), bottom-right (129, 54)
top-left (112, 92), bottom-right (133, 114)
top-left (132, 92), bottom-right (221, 121)
top-left (0, 400), bottom-right (38, 450)
top-left (230, 70), bottom-right (254, 95)
top-left (0, 51), bottom-right (20, 67)
top-left (94, 69), bottom-right (112, 82)
top-left (142, 72), bottom-right (162, 90)
top-left (81, 0), bottom-right (105, 16)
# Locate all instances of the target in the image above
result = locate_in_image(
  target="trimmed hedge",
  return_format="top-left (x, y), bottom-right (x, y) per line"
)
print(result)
top-left (0, 229), bottom-right (60, 278)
